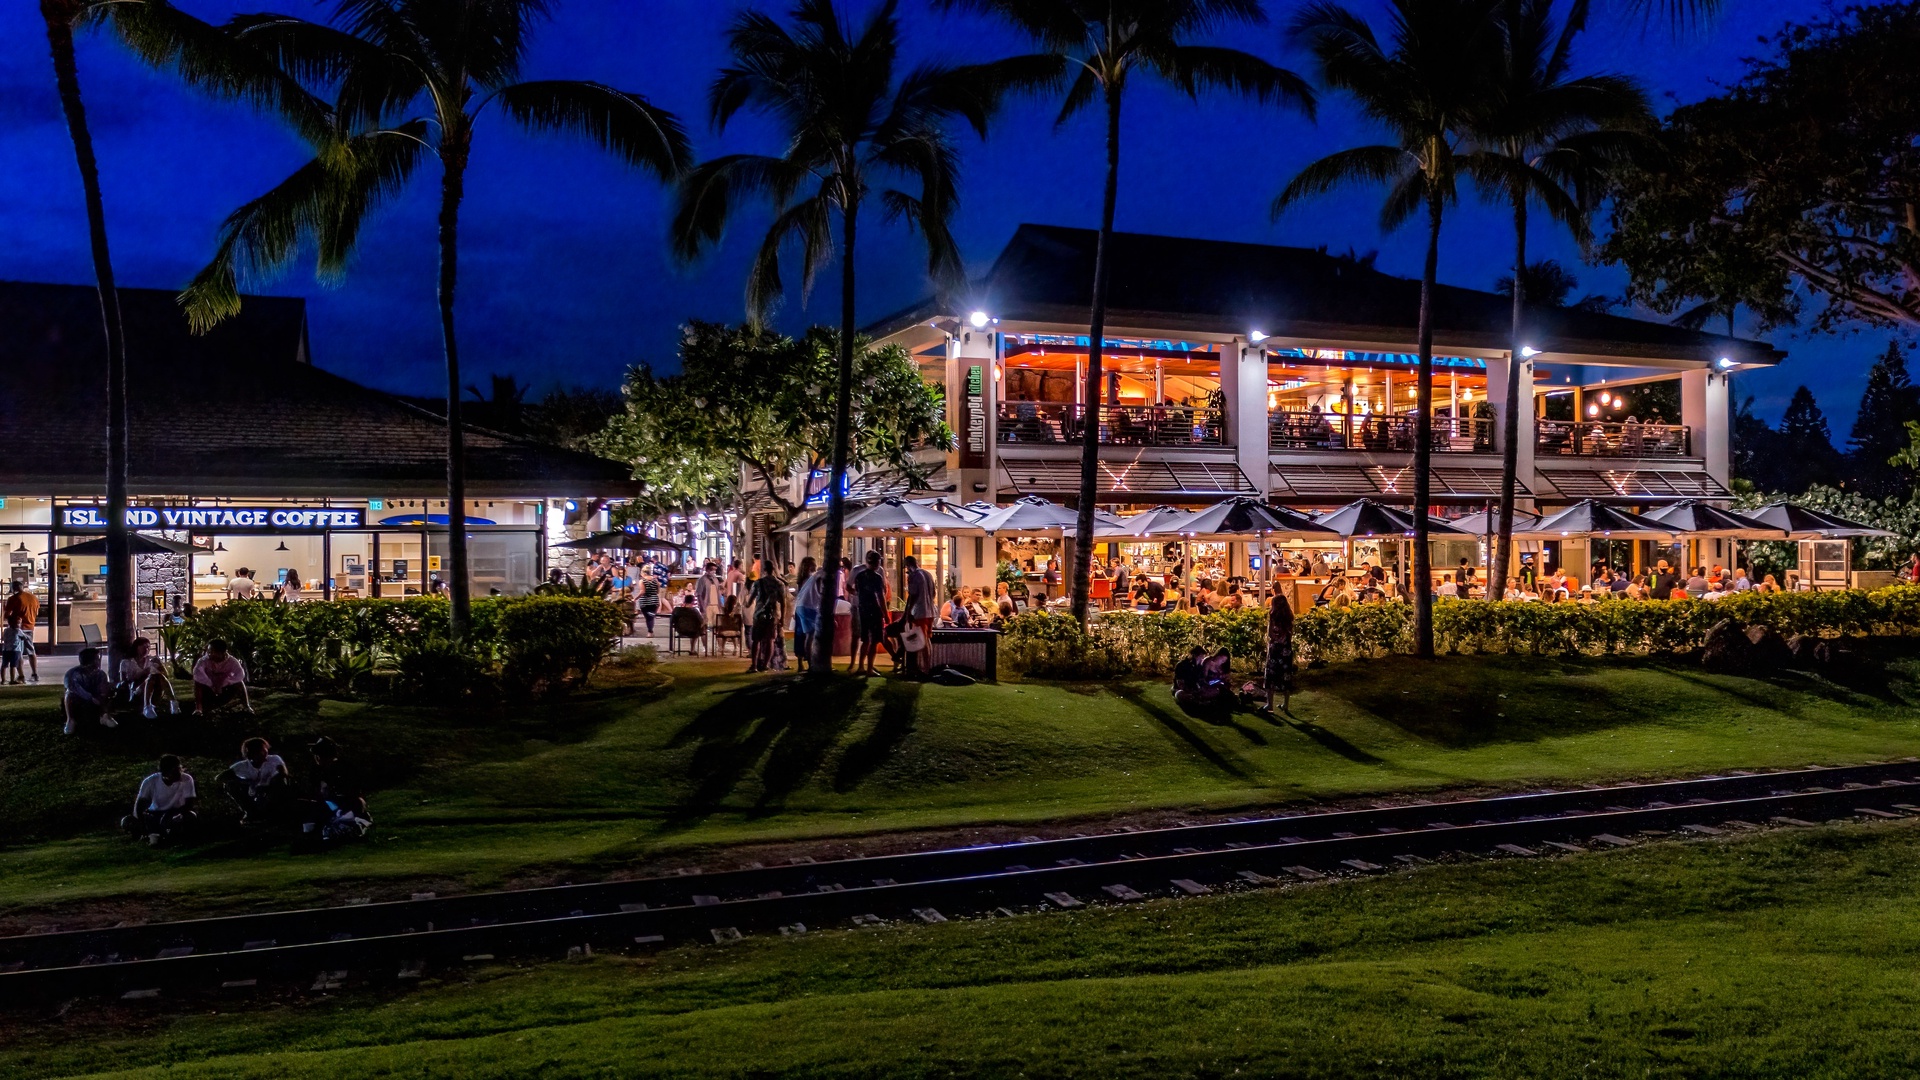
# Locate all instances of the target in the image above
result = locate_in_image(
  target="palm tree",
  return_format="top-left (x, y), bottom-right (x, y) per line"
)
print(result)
top-left (40, 0), bottom-right (311, 663)
top-left (1275, 0), bottom-right (1501, 658)
top-left (181, 0), bottom-right (691, 640)
top-left (672, 0), bottom-right (1010, 673)
top-left (942, 0), bottom-right (1314, 625)
top-left (1463, 0), bottom-right (1651, 604)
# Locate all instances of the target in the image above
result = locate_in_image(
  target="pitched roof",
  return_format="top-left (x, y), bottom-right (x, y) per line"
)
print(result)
top-left (0, 280), bottom-right (636, 498)
top-left (869, 224), bottom-right (1784, 366)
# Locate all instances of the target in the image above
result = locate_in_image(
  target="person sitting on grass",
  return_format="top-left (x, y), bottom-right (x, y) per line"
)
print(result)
top-left (62, 646), bottom-right (118, 735)
top-left (121, 753), bottom-right (197, 846)
top-left (192, 638), bottom-right (252, 716)
top-left (119, 636), bottom-right (179, 719)
top-left (220, 737), bottom-right (292, 825)
top-left (1172, 646), bottom-right (1205, 704)
top-left (297, 736), bottom-right (372, 846)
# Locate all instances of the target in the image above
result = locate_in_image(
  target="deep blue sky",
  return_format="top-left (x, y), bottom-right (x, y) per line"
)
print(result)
top-left (0, 0), bottom-right (1893, 431)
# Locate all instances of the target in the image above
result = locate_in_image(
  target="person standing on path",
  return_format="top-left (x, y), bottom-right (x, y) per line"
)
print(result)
top-left (1264, 593), bottom-right (1297, 714)
top-left (745, 564), bottom-right (787, 673)
top-left (902, 555), bottom-right (936, 678)
top-left (635, 557), bottom-right (664, 637)
top-left (3, 579), bottom-right (39, 684)
top-left (850, 550), bottom-right (891, 676)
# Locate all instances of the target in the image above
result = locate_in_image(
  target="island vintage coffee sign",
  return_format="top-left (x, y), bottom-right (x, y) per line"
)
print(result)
top-left (56, 504), bottom-right (365, 534)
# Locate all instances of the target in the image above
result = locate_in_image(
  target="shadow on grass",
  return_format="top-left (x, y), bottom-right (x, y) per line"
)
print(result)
top-left (832, 679), bottom-right (921, 793)
top-left (1109, 684), bottom-right (1253, 779)
top-left (1305, 655), bottom-right (1668, 750)
top-left (664, 675), bottom-right (869, 821)
top-left (1263, 707), bottom-right (1385, 765)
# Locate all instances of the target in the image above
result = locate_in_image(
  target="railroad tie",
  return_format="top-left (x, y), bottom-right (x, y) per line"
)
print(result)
top-left (310, 970), bottom-right (347, 991)
top-left (1591, 834), bottom-right (1634, 847)
top-left (1680, 824), bottom-right (1723, 836)
top-left (1170, 879), bottom-right (1211, 896)
top-left (1101, 885), bottom-right (1146, 901)
top-left (1541, 841), bottom-right (1586, 854)
top-left (778, 924), bottom-right (807, 936)
top-left (1043, 892), bottom-right (1083, 910)
top-left (1770, 817), bottom-right (1817, 827)
top-left (1856, 808), bottom-right (1903, 819)
top-left (710, 928), bottom-right (743, 944)
top-left (1340, 859), bottom-right (1385, 872)
top-left (1282, 867), bottom-right (1323, 881)
top-left (913, 908), bottom-right (948, 924)
top-left (1494, 844), bottom-right (1536, 857)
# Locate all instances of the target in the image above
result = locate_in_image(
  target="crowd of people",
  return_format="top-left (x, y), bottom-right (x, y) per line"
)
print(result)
top-left (120, 735), bottom-right (371, 848)
top-left (58, 636), bottom-right (255, 735)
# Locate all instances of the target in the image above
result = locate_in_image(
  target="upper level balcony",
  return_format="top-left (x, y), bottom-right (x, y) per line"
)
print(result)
top-left (1269, 410), bottom-right (1495, 453)
top-left (998, 401), bottom-right (1225, 448)
top-left (1536, 419), bottom-right (1692, 458)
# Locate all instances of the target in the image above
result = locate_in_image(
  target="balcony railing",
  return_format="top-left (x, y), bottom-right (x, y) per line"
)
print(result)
top-left (1536, 419), bottom-right (1691, 457)
top-left (1269, 411), bottom-right (1495, 453)
top-left (997, 402), bottom-right (1225, 448)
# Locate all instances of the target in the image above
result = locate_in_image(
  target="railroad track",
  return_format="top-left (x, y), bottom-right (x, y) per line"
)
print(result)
top-left (6, 759), bottom-right (1919, 1005)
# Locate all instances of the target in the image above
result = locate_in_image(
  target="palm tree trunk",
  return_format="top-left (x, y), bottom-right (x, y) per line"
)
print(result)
top-left (1412, 193), bottom-right (1441, 658)
top-left (813, 197), bottom-right (858, 674)
top-left (1071, 85), bottom-right (1122, 625)
top-left (438, 135), bottom-right (472, 640)
top-left (44, 3), bottom-right (132, 665)
top-left (1492, 196), bottom-right (1526, 601)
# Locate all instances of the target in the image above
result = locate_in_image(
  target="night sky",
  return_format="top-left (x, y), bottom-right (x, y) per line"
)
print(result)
top-left (0, 0), bottom-right (1889, 431)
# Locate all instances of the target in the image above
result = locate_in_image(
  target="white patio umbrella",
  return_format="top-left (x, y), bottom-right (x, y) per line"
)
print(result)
top-left (841, 497), bottom-right (986, 599)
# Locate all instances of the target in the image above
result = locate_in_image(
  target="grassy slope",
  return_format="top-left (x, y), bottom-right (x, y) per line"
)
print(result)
top-left (5, 651), bottom-right (1920, 919)
top-left (9, 821), bottom-right (1920, 1078)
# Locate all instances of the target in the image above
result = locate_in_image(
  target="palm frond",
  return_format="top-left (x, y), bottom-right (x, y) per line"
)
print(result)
top-left (745, 194), bottom-right (834, 323)
top-left (1272, 144), bottom-right (1409, 219)
top-left (1054, 65), bottom-right (1101, 127)
top-left (496, 80), bottom-right (692, 181)
top-left (1141, 44), bottom-right (1317, 117)
top-left (180, 121), bottom-right (426, 333)
top-left (670, 154), bottom-right (812, 264)
top-left (107, 2), bottom-right (336, 145)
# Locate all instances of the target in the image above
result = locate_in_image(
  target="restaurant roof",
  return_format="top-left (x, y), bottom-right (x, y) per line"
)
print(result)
top-left (0, 280), bottom-right (637, 498)
top-left (869, 224), bottom-right (1784, 366)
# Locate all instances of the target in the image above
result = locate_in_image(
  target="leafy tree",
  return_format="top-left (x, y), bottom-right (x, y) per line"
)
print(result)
top-left (181, 0), bottom-right (690, 639)
top-left (1729, 394), bottom-right (1785, 492)
top-left (1461, 0), bottom-right (1652, 607)
top-left (597, 321), bottom-right (952, 528)
top-left (1848, 341), bottom-right (1920, 497)
top-left (944, 0), bottom-right (1313, 625)
top-left (1277, 0), bottom-right (1501, 658)
top-left (1493, 259), bottom-right (1578, 307)
top-left (1774, 386), bottom-right (1844, 494)
top-left (1604, 4), bottom-right (1920, 332)
top-left (527, 387), bottom-right (624, 453)
top-left (672, 0), bottom-right (1007, 671)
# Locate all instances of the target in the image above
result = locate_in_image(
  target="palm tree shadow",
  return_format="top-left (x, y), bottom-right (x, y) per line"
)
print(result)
top-left (1263, 705), bottom-right (1386, 765)
top-left (664, 676), bottom-right (867, 822)
top-left (832, 679), bottom-right (921, 792)
top-left (1109, 684), bottom-right (1252, 779)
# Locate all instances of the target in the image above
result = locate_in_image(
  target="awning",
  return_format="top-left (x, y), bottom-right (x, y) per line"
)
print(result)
top-left (1537, 465), bottom-right (1729, 500)
top-left (845, 466), bottom-right (952, 502)
top-left (1269, 463), bottom-right (1531, 501)
top-left (999, 459), bottom-right (1256, 499)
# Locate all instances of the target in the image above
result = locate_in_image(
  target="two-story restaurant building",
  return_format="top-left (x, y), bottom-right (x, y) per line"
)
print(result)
top-left (769, 225), bottom-right (1782, 591)
top-left (2, 281), bottom-right (636, 650)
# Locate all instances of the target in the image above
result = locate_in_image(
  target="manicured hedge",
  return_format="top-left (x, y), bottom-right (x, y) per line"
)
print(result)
top-left (159, 596), bottom-right (627, 699)
top-left (1000, 586), bottom-right (1920, 678)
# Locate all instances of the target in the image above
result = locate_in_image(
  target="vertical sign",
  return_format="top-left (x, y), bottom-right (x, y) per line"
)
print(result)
top-left (961, 364), bottom-right (987, 469)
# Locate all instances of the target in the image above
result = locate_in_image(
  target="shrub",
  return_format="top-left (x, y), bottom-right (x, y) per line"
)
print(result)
top-left (1001, 586), bottom-right (1920, 678)
top-left (497, 595), bottom-right (627, 692)
top-left (161, 595), bottom-right (626, 701)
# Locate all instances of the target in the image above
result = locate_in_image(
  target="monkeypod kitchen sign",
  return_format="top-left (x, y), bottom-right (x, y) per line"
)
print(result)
top-left (55, 504), bottom-right (366, 534)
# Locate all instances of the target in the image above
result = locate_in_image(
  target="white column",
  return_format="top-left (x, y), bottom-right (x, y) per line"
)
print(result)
top-left (1681, 367), bottom-right (1730, 490)
top-left (1485, 353), bottom-right (1536, 508)
top-left (1228, 342), bottom-right (1271, 496)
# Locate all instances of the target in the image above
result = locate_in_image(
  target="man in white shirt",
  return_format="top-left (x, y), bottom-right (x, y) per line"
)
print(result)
top-left (122, 754), bottom-right (198, 845)
top-left (902, 555), bottom-right (937, 677)
top-left (1436, 574), bottom-right (1459, 598)
top-left (219, 737), bottom-right (291, 823)
top-left (227, 568), bottom-right (257, 601)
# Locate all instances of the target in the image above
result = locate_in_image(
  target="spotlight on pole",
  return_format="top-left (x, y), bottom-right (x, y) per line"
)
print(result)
top-left (969, 311), bottom-right (990, 329)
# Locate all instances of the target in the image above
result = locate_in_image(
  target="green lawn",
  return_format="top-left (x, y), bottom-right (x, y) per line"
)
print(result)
top-left (6, 649), bottom-right (1920, 925)
top-left (9, 820), bottom-right (1920, 1078)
